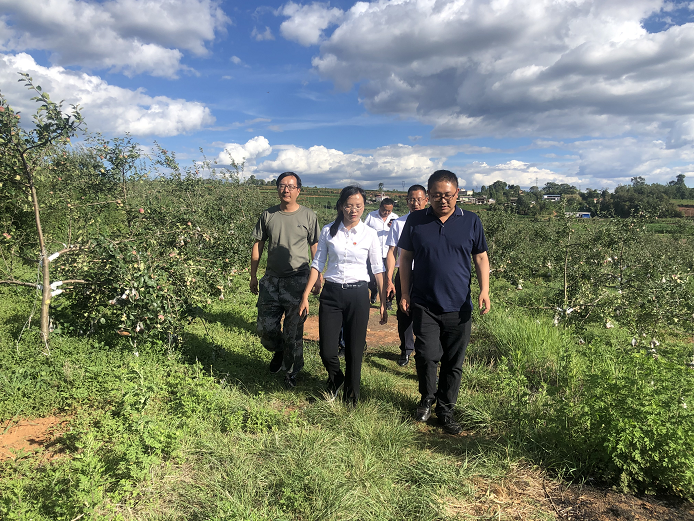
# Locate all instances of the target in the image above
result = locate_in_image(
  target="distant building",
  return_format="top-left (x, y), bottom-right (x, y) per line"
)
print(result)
top-left (459, 195), bottom-right (476, 204)
top-left (543, 194), bottom-right (561, 202)
top-left (565, 211), bottom-right (591, 218)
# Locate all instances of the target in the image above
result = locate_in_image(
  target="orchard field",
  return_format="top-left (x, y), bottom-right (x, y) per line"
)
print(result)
top-left (2, 80), bottom-right (694, 519)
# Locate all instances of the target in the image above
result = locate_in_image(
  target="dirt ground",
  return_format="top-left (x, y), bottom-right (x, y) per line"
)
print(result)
top-left (0, 416), bottom-right (67, 461)
top-left (303, 305), bottom-right (401, 347)
top-left (3, 316), bottom-right (693, 519)
top-left (446, 467), bottom-right (694, 521)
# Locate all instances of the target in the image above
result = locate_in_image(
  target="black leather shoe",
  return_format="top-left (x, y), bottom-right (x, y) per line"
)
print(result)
top-left (414, 398), bottom-right (433, 422)
top-left (437, 415), bottom-right (463, 435)
top-left (326, 374), bottom-right (345, 402)
top-left (269, 351), bottom-right (284, 373)
top-left (397, 351), bottom-right (410, 367)
top-left (284, 373), bottom-right (297, 389)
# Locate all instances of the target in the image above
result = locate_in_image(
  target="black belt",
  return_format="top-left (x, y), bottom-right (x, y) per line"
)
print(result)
top-left (325, 280), bottom-right (367, 289)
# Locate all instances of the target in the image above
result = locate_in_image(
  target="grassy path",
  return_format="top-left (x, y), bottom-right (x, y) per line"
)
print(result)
top-left (1, 279), bottom-right (693, 519)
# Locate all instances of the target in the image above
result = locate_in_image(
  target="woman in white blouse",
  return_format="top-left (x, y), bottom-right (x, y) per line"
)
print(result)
top-left (299, 186), bottom-right (388, 405)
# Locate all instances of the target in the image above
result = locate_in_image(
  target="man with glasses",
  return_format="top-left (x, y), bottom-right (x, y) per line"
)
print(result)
top-left (250, 172), bottom-right (321, 388)
top-left (364, 198), bottom-right (398, 305)
top-left (397, 170), bottom-right (490, 434)
top-left (384, 185), bottom-right (428, 366)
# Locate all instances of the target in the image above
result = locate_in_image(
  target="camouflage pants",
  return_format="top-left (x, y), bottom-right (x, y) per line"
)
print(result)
top-left (257, 272), bottom-right (309, 376)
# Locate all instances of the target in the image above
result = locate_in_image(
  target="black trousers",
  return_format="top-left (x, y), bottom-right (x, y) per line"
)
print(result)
top-left (412, 304), bottom-right (472, 416)
top-left (394, 271), bottom-right (414, 355)
top-left (319, 282), bottom-right (370, 403)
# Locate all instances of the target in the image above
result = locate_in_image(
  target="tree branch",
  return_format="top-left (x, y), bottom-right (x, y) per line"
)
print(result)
top-left (0, 280), bottom-right (39, 288)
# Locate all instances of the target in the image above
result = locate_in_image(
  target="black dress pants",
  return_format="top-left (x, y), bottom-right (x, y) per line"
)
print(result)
top-left (394, 271), bottom-right (414, 355)
top-left (412, 303), bottom-right (472, 417)
top-left (319, 281), bottom-right (370, 403)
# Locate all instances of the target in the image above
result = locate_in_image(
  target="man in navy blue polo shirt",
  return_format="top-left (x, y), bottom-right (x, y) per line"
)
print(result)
top-left (397, 170), bottom-right (490, 435)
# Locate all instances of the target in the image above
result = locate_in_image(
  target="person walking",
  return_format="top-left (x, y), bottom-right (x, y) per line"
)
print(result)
top-left (250, 172), bottom-right (321, 389)
top-left (398, 170), bottom-right (490, 434)
top-left (364, 198), bottom-right (398, 305)
top-left (299, 186), bottom-right (388, 406)
top-left (384, 184), bottom-right (428, 367)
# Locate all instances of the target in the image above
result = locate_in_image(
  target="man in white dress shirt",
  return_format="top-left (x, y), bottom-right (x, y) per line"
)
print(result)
top-left (385, 185), bottom-right (428, 366)
top-left (364, 198), bottom-right (398, 304)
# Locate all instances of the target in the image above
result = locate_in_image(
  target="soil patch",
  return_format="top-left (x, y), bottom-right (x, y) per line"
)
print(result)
top-left (303, 306), bottom-right (400, 347)
top-left (0, 416), bottom-right (68, 461)
top-left (445, 466), bottom-right (694, 521)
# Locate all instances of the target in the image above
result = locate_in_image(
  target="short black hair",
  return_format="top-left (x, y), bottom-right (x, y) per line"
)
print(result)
top-left (380, 197), bottom-right (395, 207)
top-left (407, 184), bottom-right (427, 197)
top-left (276, 171), bottom-right (302, 188)
top-left (428, 170), bottom-right (458, 191)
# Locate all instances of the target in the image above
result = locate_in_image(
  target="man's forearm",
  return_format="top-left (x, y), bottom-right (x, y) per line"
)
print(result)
top-left (385, 246), bottom-right (397, 282)
top-left (398, 250), bottom-right (413, 297)
top-left (474, 252), bottom-right (490, 292)
top-left (250, 241), bottom-right (264, 277)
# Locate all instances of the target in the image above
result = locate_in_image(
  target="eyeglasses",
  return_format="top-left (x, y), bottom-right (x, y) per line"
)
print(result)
top-left (343, 204), bottom-right (363, 212)
top-left (278, 184), bottom-right (298, 191)
top-left (430, 192), bottom-right (457, 201)
top-left (407, 197), bottom-right (427, 204)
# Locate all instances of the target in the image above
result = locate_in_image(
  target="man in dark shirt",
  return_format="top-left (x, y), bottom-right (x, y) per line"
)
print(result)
top-left (397, 170), bottom-right (490, 435)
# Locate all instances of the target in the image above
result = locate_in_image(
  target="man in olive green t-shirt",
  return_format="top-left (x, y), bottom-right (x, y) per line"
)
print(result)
top-left (250, 172), bottom-right (321, 388)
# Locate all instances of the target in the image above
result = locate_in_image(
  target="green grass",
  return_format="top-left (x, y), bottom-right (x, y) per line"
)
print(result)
top-left (2, 272), bottom-right (694, 519)
top-left (0, 279), bottom-right (504, 520)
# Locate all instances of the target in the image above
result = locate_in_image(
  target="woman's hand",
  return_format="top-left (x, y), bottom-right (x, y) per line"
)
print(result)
top-left (298, 298), bottom-right (310, 319)
top-left (386, 280), bottom-right (396, 300)
top-left (379, 303), bottom-right (388, 325)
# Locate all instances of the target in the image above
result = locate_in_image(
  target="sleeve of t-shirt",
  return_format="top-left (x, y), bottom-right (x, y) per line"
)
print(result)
top-left (385, 221), bottom-right (398, 247)
top-left (311, 225), bottom-right (330, 272)
top-left (308, 210), bottom-right (320, 246)
top-left (471, 215), bottom-right (488, 255)
top-left (252, 211), bottom-right (267, 241)
top-left (367, 229), bottom-right (385, 274)
top-left (397, 214), bottom-right (414, 251)
top-left (364, 212), bottom-right (373, 229)
top-left (387, 218), bottom-right (406, 247)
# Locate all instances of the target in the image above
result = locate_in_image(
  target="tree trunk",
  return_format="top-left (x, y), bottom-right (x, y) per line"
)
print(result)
top-left (26, 162), bottom-right (51, 346)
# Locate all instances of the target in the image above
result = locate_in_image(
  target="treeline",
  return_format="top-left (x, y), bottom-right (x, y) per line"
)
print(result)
top-left (479, 175), bottom-right (692, 217)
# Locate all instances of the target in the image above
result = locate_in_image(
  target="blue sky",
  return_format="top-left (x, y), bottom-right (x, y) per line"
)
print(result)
top-left (2, 0), bottom-right (694, 191)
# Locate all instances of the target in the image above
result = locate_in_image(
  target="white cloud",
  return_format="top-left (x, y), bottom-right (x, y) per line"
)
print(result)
top-left (230, 55), bottom-right (242, 64)
top-left (0, 53), bottom-right (214, 136)
top-left (211, 135), bottom-right (694, 190)
top-left (217, 136), bottom-right (273, 166)
top-left (246, 140), bottom-right (447, 187)
top-left (569, 137), bottom-right (694, 185)
top-left (458, 161), bottom-right (575, 191)
top-left (279, 2), bottom-right (343, 46)
top-left (299, 0), bottom-right (694, 144)
top-left (252, 26), bottom-right (275, 41)
top-left (0, 0), bottom-right (230, 78)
